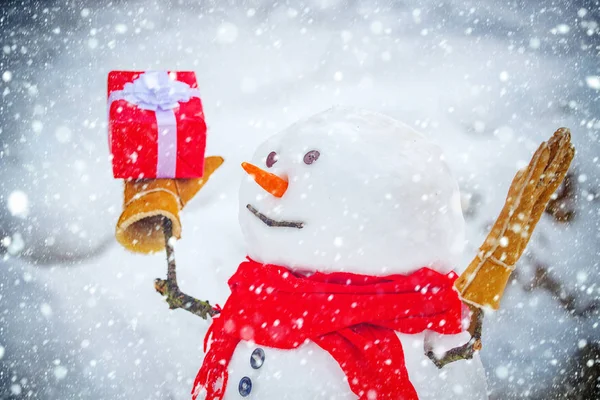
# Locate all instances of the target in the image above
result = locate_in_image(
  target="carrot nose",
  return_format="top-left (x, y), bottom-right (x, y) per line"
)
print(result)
top-left (241, 162), bottom-right (288, 198)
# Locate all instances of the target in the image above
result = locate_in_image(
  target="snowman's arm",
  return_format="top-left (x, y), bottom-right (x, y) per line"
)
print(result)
top-left (454, 128), bottom-right (574, 310)
top-left (427, 128), bottom-right (574, 368)
top-left (425, 304), bottom-right (483, 368)
top-left (154, 218), bottom-right (220, 319)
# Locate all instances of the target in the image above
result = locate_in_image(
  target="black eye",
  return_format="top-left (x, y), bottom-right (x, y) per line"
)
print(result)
top-left (266, 151), bottom-right (278, 168)
top-left (303, 150), bottom-right (320, 165)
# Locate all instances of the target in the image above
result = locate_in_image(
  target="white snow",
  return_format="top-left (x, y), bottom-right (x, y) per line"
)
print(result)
top-left (7, 190), bottom-right (29, 218)
top-left (2, 71), bottom-right (12, 82)
top-left (529, 37), bottom-right (541, 49)
top-left (370, 21), bottom-right (384, 35)
top-left (32, 120), bottom-right (43, 133)
top-left (88, 37), bottom-right (99, 49)
top-left (10, 384), bottom-right (22, 395)
top-left (40, 303), bottom-right (53, 318)
top-left (114, 24), bottom-right (128, 34)
top-left (5, 232), bottom-right (25, 255)
top-left (585, 76), bottom-right (600, 90)
top-left (54, 365), bottom-right (68, 380)
top-left (553, 24), bottom-right (571, 35)
top-left (216, 23), bottom-right (239, 44)
top-left (0, 0), bottom-right (598, 399)
top-left (495, 365), bottom-right (509, 380)
top-left (55, 126), bottom-right (72, 143)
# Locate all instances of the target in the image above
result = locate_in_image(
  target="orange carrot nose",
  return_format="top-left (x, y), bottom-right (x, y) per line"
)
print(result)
top-left (241, 162), bottom-right (288, 198)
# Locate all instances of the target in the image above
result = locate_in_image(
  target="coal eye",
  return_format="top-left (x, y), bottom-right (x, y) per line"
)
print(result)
top-left (303, 150), bottom-right (320, 165)
top-left (266, 151), bottom-right (278, 168)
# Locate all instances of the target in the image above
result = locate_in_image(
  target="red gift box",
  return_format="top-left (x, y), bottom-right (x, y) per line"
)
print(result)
top-left (107, 70), bottom-right (207, 179)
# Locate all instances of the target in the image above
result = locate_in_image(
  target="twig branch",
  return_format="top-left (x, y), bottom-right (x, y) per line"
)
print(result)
top-left (426, 304), bottom-right (484, 368)
top-left (514, 260), bottom-right (599, 318)
top-left (545, 172), bottom-right (576, 222)
top-left (154, 218), bottom-right (219, 319)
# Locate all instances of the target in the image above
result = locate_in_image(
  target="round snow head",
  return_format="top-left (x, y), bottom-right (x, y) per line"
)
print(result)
top-left (239, 107), bottom-right (464, 275)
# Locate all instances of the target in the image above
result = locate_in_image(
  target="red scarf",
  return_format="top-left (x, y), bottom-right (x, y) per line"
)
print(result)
top-left (193, 258), bottom-right (463, 400)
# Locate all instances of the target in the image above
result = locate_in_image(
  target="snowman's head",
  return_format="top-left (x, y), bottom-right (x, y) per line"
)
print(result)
top-left (239, 107), bottom-right (465, 275)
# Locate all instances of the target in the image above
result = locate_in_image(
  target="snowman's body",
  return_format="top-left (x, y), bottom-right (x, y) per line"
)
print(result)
top-left (223, 333), bottom-right (487, 399)
top-left (199, 108), bottom-right (488, 399)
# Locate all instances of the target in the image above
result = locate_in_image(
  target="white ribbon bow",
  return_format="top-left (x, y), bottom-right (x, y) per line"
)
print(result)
top-left (119, 71), bottom-right (197, 111)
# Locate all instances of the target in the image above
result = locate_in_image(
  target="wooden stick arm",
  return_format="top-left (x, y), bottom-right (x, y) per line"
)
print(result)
top-left (426, 304), bottom-right (483, 368)
top-left (154, 218), bottom-right (220, 319)
top-left (141, 157), bottom-right (224, 319)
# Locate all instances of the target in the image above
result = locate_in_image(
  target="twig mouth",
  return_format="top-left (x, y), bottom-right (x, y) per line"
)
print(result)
top-left (246, 204), bottom-right (304, 229)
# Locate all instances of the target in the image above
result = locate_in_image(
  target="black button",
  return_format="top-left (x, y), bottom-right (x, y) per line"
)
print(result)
top-left (239, 376), bottom-right (252, 397)
top-left (250, 348), bottom-right (265, 369)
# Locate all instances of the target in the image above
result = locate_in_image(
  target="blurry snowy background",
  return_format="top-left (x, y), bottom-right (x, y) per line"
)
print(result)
top-left (1, 0), bottom-right (599, 398)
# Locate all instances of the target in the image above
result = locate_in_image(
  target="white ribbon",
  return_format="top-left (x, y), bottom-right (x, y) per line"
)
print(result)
top-left (108, 71), bottom-right (201, 178)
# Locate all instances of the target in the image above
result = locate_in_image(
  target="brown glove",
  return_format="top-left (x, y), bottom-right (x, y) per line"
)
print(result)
top-left (454, 129), bottom-right (575, 309)
top-left (115, 156), bottom-right (224, 254)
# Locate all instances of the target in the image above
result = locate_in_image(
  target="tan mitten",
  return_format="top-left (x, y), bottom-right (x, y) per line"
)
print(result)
top-left (115, 156), bottom-right (224, 253)
top-left (454, 129), bottom-right (574, 309)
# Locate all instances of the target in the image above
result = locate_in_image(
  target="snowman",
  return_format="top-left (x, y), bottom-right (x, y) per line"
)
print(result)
top-left (193, 107), bottom-right (488, 400)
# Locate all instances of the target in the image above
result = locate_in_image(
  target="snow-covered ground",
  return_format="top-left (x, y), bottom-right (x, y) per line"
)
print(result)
top-left (1, 0), bottom-right (599, 398)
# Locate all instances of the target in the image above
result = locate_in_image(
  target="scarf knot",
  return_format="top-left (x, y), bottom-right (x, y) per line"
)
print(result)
top-left (193, 259), bottom-right (463, 400)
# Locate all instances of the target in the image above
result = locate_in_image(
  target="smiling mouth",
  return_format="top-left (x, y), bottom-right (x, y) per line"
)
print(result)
top-left (246, 204), bottom-right (304, 229)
